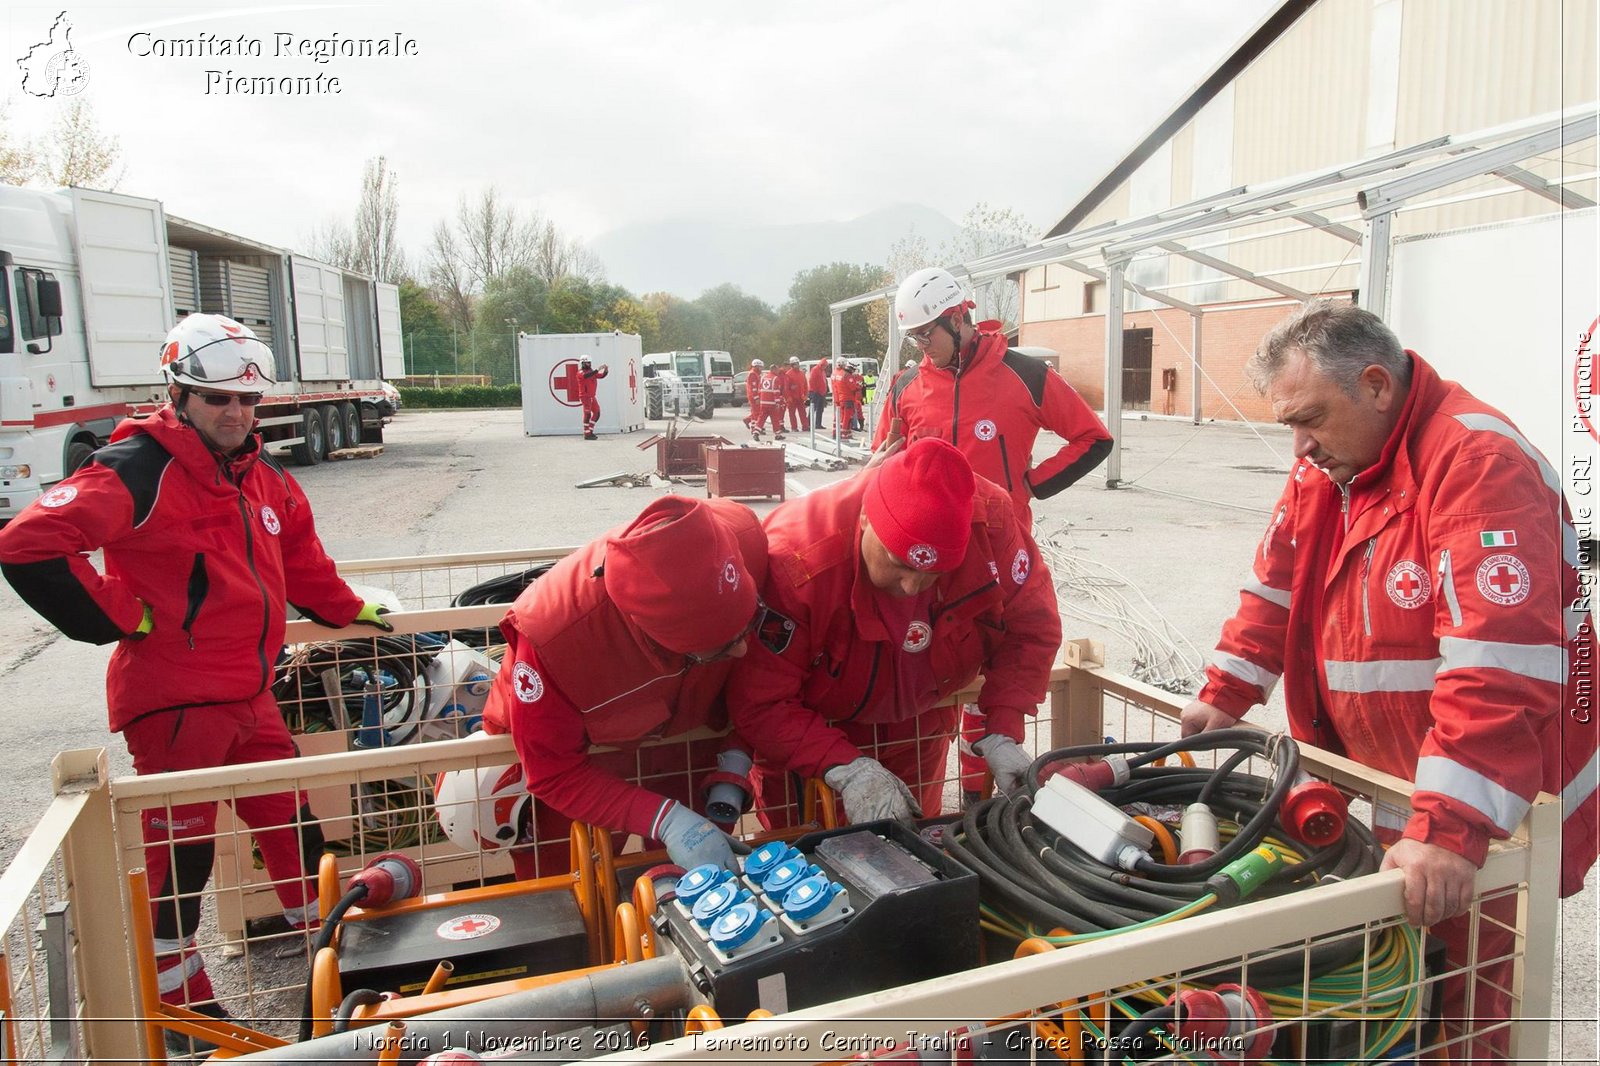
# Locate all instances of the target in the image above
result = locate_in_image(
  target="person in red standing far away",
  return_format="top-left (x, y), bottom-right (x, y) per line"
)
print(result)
top-left (577, 356), bottom-right (609, 440)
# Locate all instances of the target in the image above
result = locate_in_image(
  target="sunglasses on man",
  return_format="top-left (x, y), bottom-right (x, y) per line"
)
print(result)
top-left (194, 392), bottom-right (265, 407)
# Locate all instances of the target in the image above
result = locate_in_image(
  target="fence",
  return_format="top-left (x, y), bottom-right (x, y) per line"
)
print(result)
top-left (0, 550), bottom-right (1562, 1064)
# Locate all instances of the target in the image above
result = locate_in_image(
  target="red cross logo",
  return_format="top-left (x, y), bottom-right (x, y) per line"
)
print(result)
top-left (1475, 553), bottom-right (1530, 606)
top-left (1385, 560), bottom-right (1430, 609)
top-left (628, 359), bottom-right (639, 405)
top-left (549, 360), bottom-right (583, 408)
top-left (436, 912), bottom-right (501, 940)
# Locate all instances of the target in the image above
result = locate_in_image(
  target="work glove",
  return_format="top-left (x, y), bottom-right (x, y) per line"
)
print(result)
top-left (352, 602), bottom-right (394, 632)
top-left (658, 802), bottom-right (750, 873)
top-left (823, 757), bottom-right (922, 825)
top-left (972, 734), bottom-right (1034, 795)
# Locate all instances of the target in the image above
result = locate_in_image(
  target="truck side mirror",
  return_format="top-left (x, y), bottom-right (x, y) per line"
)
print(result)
top-left (36, 277), bottom-right (63, 320)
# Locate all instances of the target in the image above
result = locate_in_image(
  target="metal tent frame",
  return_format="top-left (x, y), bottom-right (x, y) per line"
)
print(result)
top-left (830, 106), bottom-right (1597, 485)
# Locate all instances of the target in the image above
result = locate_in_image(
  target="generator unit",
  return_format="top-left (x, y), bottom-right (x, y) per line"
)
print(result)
top-left (647, 821), bottom-right (980, 1019)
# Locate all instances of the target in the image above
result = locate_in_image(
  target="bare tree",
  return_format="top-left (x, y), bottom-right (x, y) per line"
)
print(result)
top-left (426, 220), bottom-right (476, 334)
top-left (943, 203), bottom-right (1034, 329)
top-left (351, 156), bottom-right (404, 282)
top-left (530, 217), bottom-right (603, 286)
top-left (0, 98), bottom-right (36, 185)
top-left (40, 98), bottom-right (123, 189)
top-left (305, 219), bottom-right (356, 268)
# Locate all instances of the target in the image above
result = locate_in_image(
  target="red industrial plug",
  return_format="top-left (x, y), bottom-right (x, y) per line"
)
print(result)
top-left (1178, 802), bottom-right (1220, 865)
top-left (345, 852), bottom-right (422, 907)
top-left (1167, 983), bottom-right (1273, 1062)
top-left (1038, 754), bottom-right (1131, 792)
top-left (1281, 772), bottom-right (1348, 847)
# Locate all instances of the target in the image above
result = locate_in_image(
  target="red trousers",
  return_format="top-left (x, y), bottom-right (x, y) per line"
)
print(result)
top-left (581, 397), bottom-right (601, 434)
top-left (123, 693), bottom-right (321, 1004)
top-left (786, 398), bottom-right (808, 431)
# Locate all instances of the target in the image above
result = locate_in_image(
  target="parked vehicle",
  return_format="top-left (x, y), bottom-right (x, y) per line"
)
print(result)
top-left (0, 185), bottom-right (405, 519)
top-left (643, 350), bottom-right (734, 409)
top-left (641, 352), bottom-right (715, 418)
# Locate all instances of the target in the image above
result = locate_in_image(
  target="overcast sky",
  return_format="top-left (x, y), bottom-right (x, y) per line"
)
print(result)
top-left (5, 1), bottom-right (1280, 291)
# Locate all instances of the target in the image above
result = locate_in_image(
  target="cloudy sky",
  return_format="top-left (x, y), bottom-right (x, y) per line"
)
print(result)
top-left (5, 1), bottom-right (1280, 292)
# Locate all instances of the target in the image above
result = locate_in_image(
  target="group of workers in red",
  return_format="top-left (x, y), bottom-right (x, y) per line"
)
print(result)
top-left (743, 355), bottom-right (867, 439)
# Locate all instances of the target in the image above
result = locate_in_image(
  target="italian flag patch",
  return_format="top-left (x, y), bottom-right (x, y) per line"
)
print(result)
top-left (1480, 530), bottom-right (1518, 547)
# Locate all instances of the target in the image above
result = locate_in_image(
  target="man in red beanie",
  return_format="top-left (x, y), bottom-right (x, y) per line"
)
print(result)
top-left (459, 495), bottom-right (769, 877)
top-left (727, 439), bottom-right (1062, 823)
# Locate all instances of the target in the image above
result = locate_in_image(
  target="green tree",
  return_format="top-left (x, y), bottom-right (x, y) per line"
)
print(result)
top-left (397, 279), bottom-right (455, 377)
top-left (694, 284), bottom-right (776, 361)
top-left (642, 293), bottom-right (716, 356)
top-left (771, 262), bottom-right (891, 365)
top-left (469, 267), bottom-right (550, 383)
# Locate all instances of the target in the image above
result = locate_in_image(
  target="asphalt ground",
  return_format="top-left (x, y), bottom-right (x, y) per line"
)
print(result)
top-left (0, 403), bottom-right (1592, 1059)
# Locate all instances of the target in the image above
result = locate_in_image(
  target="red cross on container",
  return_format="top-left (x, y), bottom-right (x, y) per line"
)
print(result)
top-left (1488, 565), bottom-right (1521, 595)
top-left (549, 360), bottom-right (583, 407)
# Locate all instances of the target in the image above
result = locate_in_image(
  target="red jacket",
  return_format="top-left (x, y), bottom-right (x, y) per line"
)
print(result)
top-left (758, 370), bottom-right (783, 406)
top-left (482, 499), bottom-right (769, 839)
top-left (832, 369), bottom-right (861, 407)
top-left (0, 407), bottom-right (360, 732)
top-left (807, 362), bottom-right (830, 395)
top-left (745, 368), bottom-right (764, 408)
top-left (1198, 354), bottom-right (1597, 895)
top-left (727, 470), bottom-right (1061, 778)
top-left (875, 324), bottom-right (1112, 522)
top-left (577, 364), bottom-right (608, 401)
top-left (781, 366), bottom-right (806, 403)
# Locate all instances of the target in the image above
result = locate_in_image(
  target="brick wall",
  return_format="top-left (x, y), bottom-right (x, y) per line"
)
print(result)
top-left (1019, 298), bottom-right (1332, 423)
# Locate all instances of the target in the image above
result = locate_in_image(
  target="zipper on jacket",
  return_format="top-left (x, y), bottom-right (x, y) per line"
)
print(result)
top-left (1338, 483), bottom-right (1351, 535)
top-left (996, 435), bottom-right (1014, 491)
top-left (1360, 538), bottom-right (1376, 637)
top-left (182, 554), bottom-right (210, 649)
top-left (843, 644), bottom-right (882, 722)
top-left (1437, 548), bottom-right (1462, 627)
top-left (236, 493), bottom-right (273, 693)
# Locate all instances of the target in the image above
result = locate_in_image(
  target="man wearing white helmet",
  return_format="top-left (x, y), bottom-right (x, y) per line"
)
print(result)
top-left (0, 313), bottom-right (393, 1049)
top-left (743, 358), bottom-right (766, 433)
top-left (881, 267), bottom-right (1112, 525)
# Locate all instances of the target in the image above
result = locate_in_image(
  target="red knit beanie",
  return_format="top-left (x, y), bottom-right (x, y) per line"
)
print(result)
top-left (605, 496), bottom-right (758, 654)
top-left (862, 438), bottom-right (974, 572)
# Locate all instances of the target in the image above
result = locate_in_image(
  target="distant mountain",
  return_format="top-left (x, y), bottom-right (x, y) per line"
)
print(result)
top-left (589, 203), bottom-right (961, 307)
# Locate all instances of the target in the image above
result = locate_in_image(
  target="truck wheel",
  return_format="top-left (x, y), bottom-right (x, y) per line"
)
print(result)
top-left (358, 403), bottom-right (385, 444)
top-left (291, 408), bottom-right (325, 466)
top-left (322, 404), bottom-right (345, 453)
top-left (339, 402), bottom-right (361, 447)
top-left (645, 392), bottom-right (662, 420)
top-left (64, 440), bottom-right (96, 476)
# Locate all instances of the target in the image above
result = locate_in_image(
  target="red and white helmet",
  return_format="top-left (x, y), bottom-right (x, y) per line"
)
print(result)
top-left (750, 358), bottom-right (764, 368)
top-left (433, 764), bottom-right (530, 852)
top-left (894, 267), bottom-right (971, 331)
top-left (788, 356), bottom-right (800, 365)
top-left (161, 313), bottom-right (276, 392)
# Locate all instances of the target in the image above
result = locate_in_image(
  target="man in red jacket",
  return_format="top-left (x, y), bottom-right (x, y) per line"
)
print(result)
top-left (727, 439), bottom-right (1061, 824)
top-left (757, 362), bottom-right (787, 439)
top-left (1180, 302), bottom-right (1596, 1058)
top-left (0, 314), bottom-right (391, 1047)
top-left (832, 362), bottom-right (859, 441)
top-left (744, 359), bottom-right (766, 433)
top-left (807, 357), bottom-right (831, 430)
top-left (577, 356), bottom-right (609, 440)
top-left (783, 356), bottom-right (809, 431)
top-left (457, 495), bottom-right (769, 879)
top-left (881, 268), bottom-right (1112, 526)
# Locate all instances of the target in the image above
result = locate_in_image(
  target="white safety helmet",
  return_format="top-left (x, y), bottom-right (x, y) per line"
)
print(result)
top-left (750, 359), bottom-right (764, 368)
top-left (161, 313), bottom-right (276, 391)
top-left (894, 267), bottom-right (971, 331)
top-left (788, 356), bottom-right (800, 365)
top-left (433, 764), bottom-right (530, 852)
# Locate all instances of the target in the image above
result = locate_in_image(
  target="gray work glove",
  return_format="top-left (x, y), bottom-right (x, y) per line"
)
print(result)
top-left (658, 802), bottom-right (750, 872)
top-left (972, 734), bottom-right (1034, 795)
top-left (823, 757), bottom-right (922, 825)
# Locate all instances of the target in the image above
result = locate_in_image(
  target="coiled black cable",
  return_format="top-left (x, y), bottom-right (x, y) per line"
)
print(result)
top-left (450, 564), bottom-right (555, 607)
top-left (946, 730), bottom-right (1385, 986)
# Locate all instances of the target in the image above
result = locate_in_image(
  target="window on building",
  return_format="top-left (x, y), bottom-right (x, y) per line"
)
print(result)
top-left (1084, 280), bottom-right (1106, 315)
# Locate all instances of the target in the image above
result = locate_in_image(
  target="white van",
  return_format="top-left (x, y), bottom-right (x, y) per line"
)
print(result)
top-left (643, 350), bottom-right (736, 408)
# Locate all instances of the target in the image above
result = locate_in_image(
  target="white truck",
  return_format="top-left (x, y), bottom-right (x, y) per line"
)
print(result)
top-left (0, 185), bottom-right (405, 520)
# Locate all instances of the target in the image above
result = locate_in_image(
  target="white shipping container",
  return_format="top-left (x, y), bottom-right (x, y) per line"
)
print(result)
top-left (519, 331), bottom-right (646, 436)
